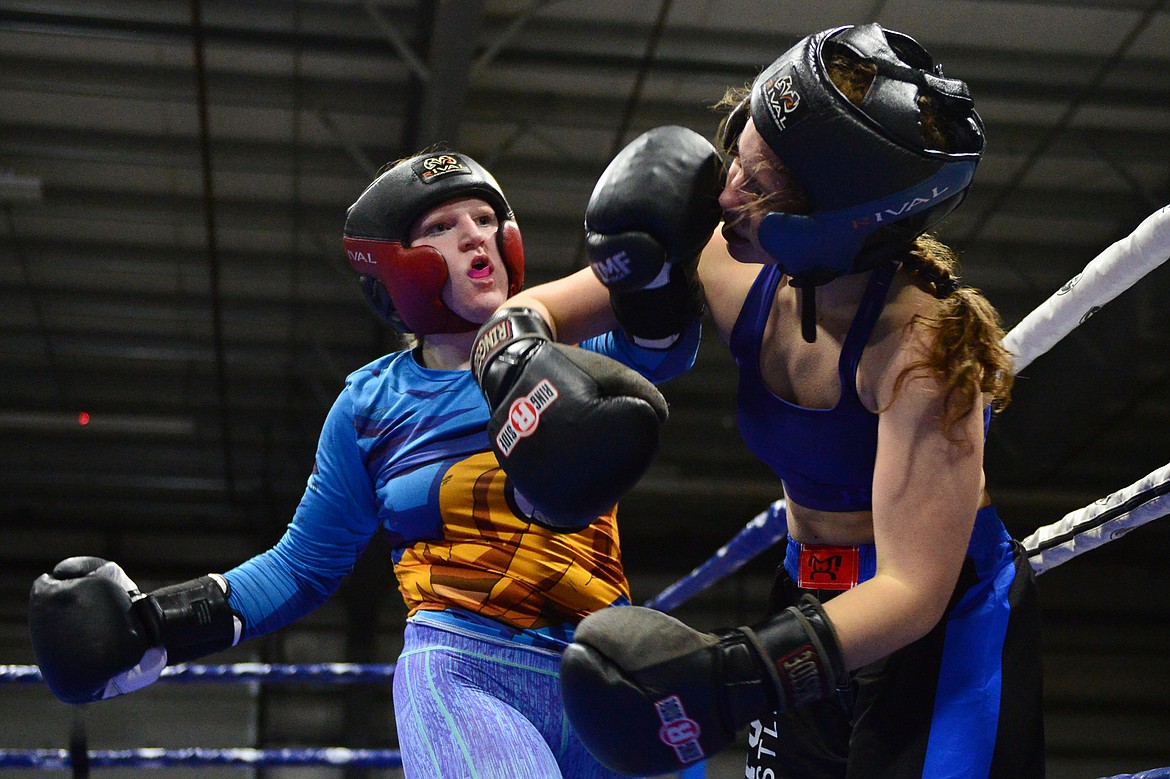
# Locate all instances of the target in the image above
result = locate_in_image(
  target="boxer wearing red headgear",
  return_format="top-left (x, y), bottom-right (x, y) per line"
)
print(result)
top-left (29, 147), bottom-right (705, 779)
top-left (343, 151), bottom-right (525, 334)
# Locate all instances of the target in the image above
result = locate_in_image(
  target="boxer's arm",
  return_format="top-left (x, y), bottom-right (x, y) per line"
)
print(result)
top-left (503, 267), bottom-right (618, 346)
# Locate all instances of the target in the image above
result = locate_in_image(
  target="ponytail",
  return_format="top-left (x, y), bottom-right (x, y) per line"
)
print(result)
top-left (894, 234), bottom-right (1014, 434)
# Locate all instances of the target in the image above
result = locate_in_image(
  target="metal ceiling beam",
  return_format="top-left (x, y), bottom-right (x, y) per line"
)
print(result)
top-left (407, 0), bottom-right (486, 150)
top-left (4, 7), bottom-right (1169, 89)
top-left (607, 0), bottom-right (673, 159)
top-left (0, 184), bottom-right (1150, 240)
top-left (361, 0), bottom-right (432, 82)
top-left (0, 6), bottom-right (418, 55)
top-left (190, 0), bottom-right (236, 500)
top-left (959, 0), bottom-right (1170, 250)
top-left (311, 108), bottom-right (381, 180)
top-left (470, 0), bottom-right (563, 76)
top-left (0, 173), bottom-right (42, 203)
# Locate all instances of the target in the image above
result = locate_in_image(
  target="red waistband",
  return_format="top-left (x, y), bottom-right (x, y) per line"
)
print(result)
top-left (795, 544), bottom-right (862, 591)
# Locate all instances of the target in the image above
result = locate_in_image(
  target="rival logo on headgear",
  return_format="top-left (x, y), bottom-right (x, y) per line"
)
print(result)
top-left (415, 154), bottom-right (470, 183)
top-left (761, 74), bottom-right (801, 132)
top-left (850, 185), bottom-right (953, 230)
top-left (346, 248), bottom-right (377, 265)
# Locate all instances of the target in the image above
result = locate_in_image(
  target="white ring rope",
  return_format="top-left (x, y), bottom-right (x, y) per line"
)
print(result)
top-left (1023, 462), bottom-right (1170, 575)
top-left (652, 457), bottom-right (1170, 608)
top-left (647, 454), bottom-right (1170, 613)
top-left (4, 208), bottom-right (1170, 776)
top-left (1003, 204), bottom-right (1170, 373)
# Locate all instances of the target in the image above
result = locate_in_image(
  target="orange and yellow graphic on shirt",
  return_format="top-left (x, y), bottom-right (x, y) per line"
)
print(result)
top-left (393, 452), bottom-right (629, 630)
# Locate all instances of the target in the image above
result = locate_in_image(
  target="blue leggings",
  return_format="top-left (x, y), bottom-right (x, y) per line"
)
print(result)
top-left (393, 620), bottom-right (627, 779)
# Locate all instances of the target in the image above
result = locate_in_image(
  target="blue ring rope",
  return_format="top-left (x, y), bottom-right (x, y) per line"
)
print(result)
top-left (0, 662), bottom-right (394, 685)
top-left (643, 499), bottom-right (786, 612)
top-left (4, 488), bottom-right (1170, 776)
top-left (0, 748), bottom-right (401, 769)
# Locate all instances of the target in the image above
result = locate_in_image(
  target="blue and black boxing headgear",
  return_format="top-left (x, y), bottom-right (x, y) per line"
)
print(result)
top-left (722, 24), bottom-right (984, 338)
top-left (342, 151), bottom-right (525, 334)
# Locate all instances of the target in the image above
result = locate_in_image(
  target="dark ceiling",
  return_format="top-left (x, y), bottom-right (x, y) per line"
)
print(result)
top-left (2, 0), bottom-right (1170, 584)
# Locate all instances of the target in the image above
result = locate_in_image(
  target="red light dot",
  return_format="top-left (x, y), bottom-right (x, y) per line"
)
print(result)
top-left (78, 412), bottom-right (91, 426)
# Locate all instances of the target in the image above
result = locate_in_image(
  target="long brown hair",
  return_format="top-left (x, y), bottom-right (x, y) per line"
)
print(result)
top-left (829, 54), bottom-right (1014, 429)
top-left (898, 235), bottom-right (1014, 431)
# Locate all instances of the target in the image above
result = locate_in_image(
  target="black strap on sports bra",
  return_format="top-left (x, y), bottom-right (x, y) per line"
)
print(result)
top-left (793, 259), bottom-right (898, 344)
top-left (800, 284), bottom-right (817, 343)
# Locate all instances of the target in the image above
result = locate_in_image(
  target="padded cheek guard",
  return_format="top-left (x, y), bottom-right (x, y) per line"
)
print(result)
top-left (756, 161), bottom-right (976, 283)
top-left (342, 220), bottom-right (525, 336)
top-left (341, 150), bottom-right (526, 335)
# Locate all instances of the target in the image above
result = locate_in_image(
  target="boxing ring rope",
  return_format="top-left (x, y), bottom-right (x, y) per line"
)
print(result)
top-left (1001, 204), bottom-right (1170, 374)
top-left (645, 457), bottom-right (1170, 614)
top-left (0, 664), bottom-right (404, 770)
top-left (2, 206), bottom-right (1169, 774)
top-left (1, 661), bottom-right (396, 685)
top-left (0, 748), bottom-right (402, 771)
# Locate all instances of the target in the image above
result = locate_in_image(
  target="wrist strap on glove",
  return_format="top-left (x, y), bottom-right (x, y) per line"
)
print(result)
top-left (744, 594), bottom-right (846, 712)
top-left (133, 575), bottom-right (240, 664)
top-left (471, 307), bottom-right (553, 404)
top-left (610, 268), bottom-right (705, 344)
top-left (558, 595), bottom-right (846, 777)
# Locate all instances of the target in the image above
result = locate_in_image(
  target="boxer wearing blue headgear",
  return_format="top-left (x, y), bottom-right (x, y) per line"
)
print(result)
top-left (719, 23), bottom-right (984, 342)
top-left (556, 24), bottom-right (1043, 779)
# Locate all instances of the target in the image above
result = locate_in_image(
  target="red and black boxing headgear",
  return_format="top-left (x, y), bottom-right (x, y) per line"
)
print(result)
top-left (342, 151), bottom-right (525, 334)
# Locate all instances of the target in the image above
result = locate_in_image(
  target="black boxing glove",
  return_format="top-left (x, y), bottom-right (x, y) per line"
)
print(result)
top-left (559, 595), bottom-right (846, 776)
top-left (29, 556), bottom-right (242, 704)
top-left (471, 307), bottom-right (668, 531)
top-left (585, 125), bottom-right (723, 347)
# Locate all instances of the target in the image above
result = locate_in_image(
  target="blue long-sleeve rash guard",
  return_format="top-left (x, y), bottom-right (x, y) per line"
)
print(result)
top-left (223, 322), bottom-right (700, 641)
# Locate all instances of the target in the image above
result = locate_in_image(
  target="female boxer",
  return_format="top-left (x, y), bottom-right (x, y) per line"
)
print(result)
top-left (29, 149), bottom-right (707, 779)
top-left (543, 24), bottom-right (1045, 779)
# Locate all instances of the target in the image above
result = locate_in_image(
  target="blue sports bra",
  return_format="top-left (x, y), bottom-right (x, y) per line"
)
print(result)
top-left (729, 261), bottom-right (897, 512)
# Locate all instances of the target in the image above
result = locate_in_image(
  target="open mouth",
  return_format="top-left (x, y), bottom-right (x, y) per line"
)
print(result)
top-left (468, 257), bottom-right (493, 280)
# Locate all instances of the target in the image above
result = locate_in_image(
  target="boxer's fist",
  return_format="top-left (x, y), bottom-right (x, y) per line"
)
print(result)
top-left (560, 597), bottom-right (845, 775)
top-left (29, 557), bottom-right (240, 704)
top-left (472, 307), bottom-right (667, 530)
top-left (29, 557), bottom-right (165, 703)
top-left (586, 125), bottom-right (723, 344)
